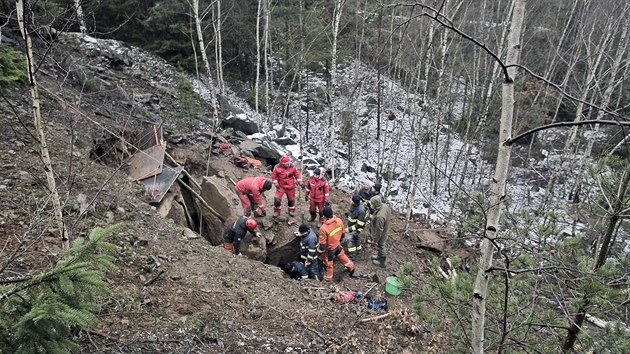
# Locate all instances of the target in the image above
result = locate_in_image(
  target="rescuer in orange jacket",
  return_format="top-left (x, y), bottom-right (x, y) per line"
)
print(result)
top-left (272, 156), bottom-right (305, 218)
top-left (306, 168), bottom-right (330, 222)
top-left (318, 206), bottom-right (354, 282)
top-left (235, 176), bottom-right (273, 217)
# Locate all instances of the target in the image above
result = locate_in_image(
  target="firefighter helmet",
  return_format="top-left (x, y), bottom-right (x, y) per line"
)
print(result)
top-left (245, 219), bottom-right (258, 230)
top-left (280, 156), bottom-right (291, 167)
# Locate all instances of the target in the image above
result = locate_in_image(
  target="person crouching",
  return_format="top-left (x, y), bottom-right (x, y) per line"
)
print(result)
top-left (222, 217), bottom-right (261, 255)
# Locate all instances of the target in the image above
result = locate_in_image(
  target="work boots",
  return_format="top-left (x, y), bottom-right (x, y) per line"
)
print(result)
top-left (308, 212), bottom-right (317, 222)
top-left (372, 256), bottom-right (386, 268)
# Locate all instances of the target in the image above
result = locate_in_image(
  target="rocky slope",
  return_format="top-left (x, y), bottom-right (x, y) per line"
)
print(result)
top-left (0, 29), bottom-right (471, 353)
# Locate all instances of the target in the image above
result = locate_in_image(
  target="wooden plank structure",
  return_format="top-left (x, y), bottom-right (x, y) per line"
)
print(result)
top-left (139, 166), bottom-right (184, 203)
top-left (128, 144), bottom-right (165, 181)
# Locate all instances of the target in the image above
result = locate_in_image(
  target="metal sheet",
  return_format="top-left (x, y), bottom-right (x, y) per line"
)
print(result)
top-left (139, 166), bottom-right (184, 203)
top-left (128, 144), bottom-right (165, 181)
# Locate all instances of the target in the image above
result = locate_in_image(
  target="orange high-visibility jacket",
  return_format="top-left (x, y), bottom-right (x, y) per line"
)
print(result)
top-left (319, 215), bottom-right (345, 250)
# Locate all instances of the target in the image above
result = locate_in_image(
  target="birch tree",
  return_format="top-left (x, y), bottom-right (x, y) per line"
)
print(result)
top-left (569, 18), bottom-right (629, 208)
top-left (471, 1), bottom-right (525, 352)
top-left (254, 0), bottom-right (263, 113)
top-left (73, 0), bottom-right (86, 34)
top-left (189, 0), bottom-right (220, 173)
top-left (542, 3), bottom-right (616, 206)
top-left (325, 0), bottom-right (345, 174)
top-left (213, 0), bottom-right (225, 95)
top-left (263, 0), bottom-right (272, 125)
top-left (16, 0), bottom-right (68, 249)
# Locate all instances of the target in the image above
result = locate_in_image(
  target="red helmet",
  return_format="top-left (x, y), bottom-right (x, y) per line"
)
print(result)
top-left (280, 156), bottom-right (291, 167)
top-left (245, 219), bottom-right (257, 230)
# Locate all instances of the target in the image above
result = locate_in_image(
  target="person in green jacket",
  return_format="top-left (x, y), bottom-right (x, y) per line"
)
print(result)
top-left (369, 195), bottom-right (391, 268)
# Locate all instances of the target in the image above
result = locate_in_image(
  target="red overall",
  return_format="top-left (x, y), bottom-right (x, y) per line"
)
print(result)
top-left (272, 163), bottom-right (303, 216)
top-left (306, 176), bottom-right (329, 221)
top-left (235, 176), bottom-right (268, 216)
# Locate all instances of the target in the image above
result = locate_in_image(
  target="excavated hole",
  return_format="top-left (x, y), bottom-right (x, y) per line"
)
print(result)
top-left (89, 136), bottom-right (303, 267)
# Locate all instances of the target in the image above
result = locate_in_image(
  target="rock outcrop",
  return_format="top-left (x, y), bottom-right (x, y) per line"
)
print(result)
top-left (198, 176), bottom-right (240, 245)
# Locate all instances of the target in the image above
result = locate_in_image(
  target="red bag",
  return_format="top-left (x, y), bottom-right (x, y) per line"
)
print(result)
top-left (232, 156), bottom-right (251, 169)
top-left (219, 143), bottom-right (232, 156)
top-left (333, 291), bottom-right (356, 304)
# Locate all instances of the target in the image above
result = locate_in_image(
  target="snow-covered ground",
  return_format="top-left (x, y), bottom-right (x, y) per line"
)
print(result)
top-left (192, 57), bottom-right (628, 254)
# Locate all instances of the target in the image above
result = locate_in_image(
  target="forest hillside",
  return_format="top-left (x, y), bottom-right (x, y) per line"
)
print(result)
top-left (1, 0), bottom-right (629, 353)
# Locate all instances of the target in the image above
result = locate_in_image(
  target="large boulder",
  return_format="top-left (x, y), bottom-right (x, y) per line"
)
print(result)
top-left (221, 113), bottom-right (259, 135)
top-left (199, 212), bottom-right (224, 246)
top-left (157, 193), bottom-right (188, 227)
top-left (199, 176), bottom-right (241, 245)
top-left (361, 162), bottom-right (377, 173)
top-left (239, 139), bottom-right (282, 161)
top-left (273, 136), bottom-right (296, 146)
top-left (218, 94), bottom-right (245, 117)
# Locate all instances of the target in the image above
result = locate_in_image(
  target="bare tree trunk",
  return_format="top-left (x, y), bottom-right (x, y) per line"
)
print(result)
top-left (73, 0), bottom-right (86, 33)
top-left (471, 1), bottom-right (525, 353)
top-left (254, 0), bottom-right (262, 113)
top-left (190, 0), bottom-right (219, 175)
top-left (297, 0), bottom-right (306, 146)
top-left (564, 21), bottom-right (613, 149)
top-left (474, 0), bottom-right (513, 136)
top-left (404, 61), bottom-right (427, 231)
top-left (374, 7), bottom-right (382, 180)
top-left (263, 0), bottom-right (271, 126)
top-left (189, 16), bottom-right (199, 79)
top-left (465, 0), bottom-right (514, 187)
top-left (527, 0), bottom-right (579, 115)
top-left (16, 0), bottom-right (68, 250)
top-left (403, 8), bottom-right (436, 227)
top-left (543, 12), bottom-right (614, 205)
top-left (325, 0), bottom-right (345, 176)
top-left (432, 0), bottom-right (455, 190)
top-left (608, 60), bottom-right (630, 155)
top-left (570, 19), bottom-right (629, 203)
top-left (347, 0), bottom-right (368, 174)
top-left (213, 0), bottom-right (225, 95)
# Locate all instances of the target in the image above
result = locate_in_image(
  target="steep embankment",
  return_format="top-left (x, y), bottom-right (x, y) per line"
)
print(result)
top-left (0, 30), bottom-right (471, 353)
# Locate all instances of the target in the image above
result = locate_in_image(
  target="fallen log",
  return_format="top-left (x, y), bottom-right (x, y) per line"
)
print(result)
top-left (360, 312), bottom-right (395, 323)
top-left (586, 314), bottom-right (630, 334)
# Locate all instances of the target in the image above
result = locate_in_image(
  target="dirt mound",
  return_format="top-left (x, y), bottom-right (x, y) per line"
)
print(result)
top-left (0, 30), bottom-right (472, 353)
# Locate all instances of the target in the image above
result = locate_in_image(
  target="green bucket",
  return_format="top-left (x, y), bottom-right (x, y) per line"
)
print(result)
top-left (385, 276), bottom-right (402, 296)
